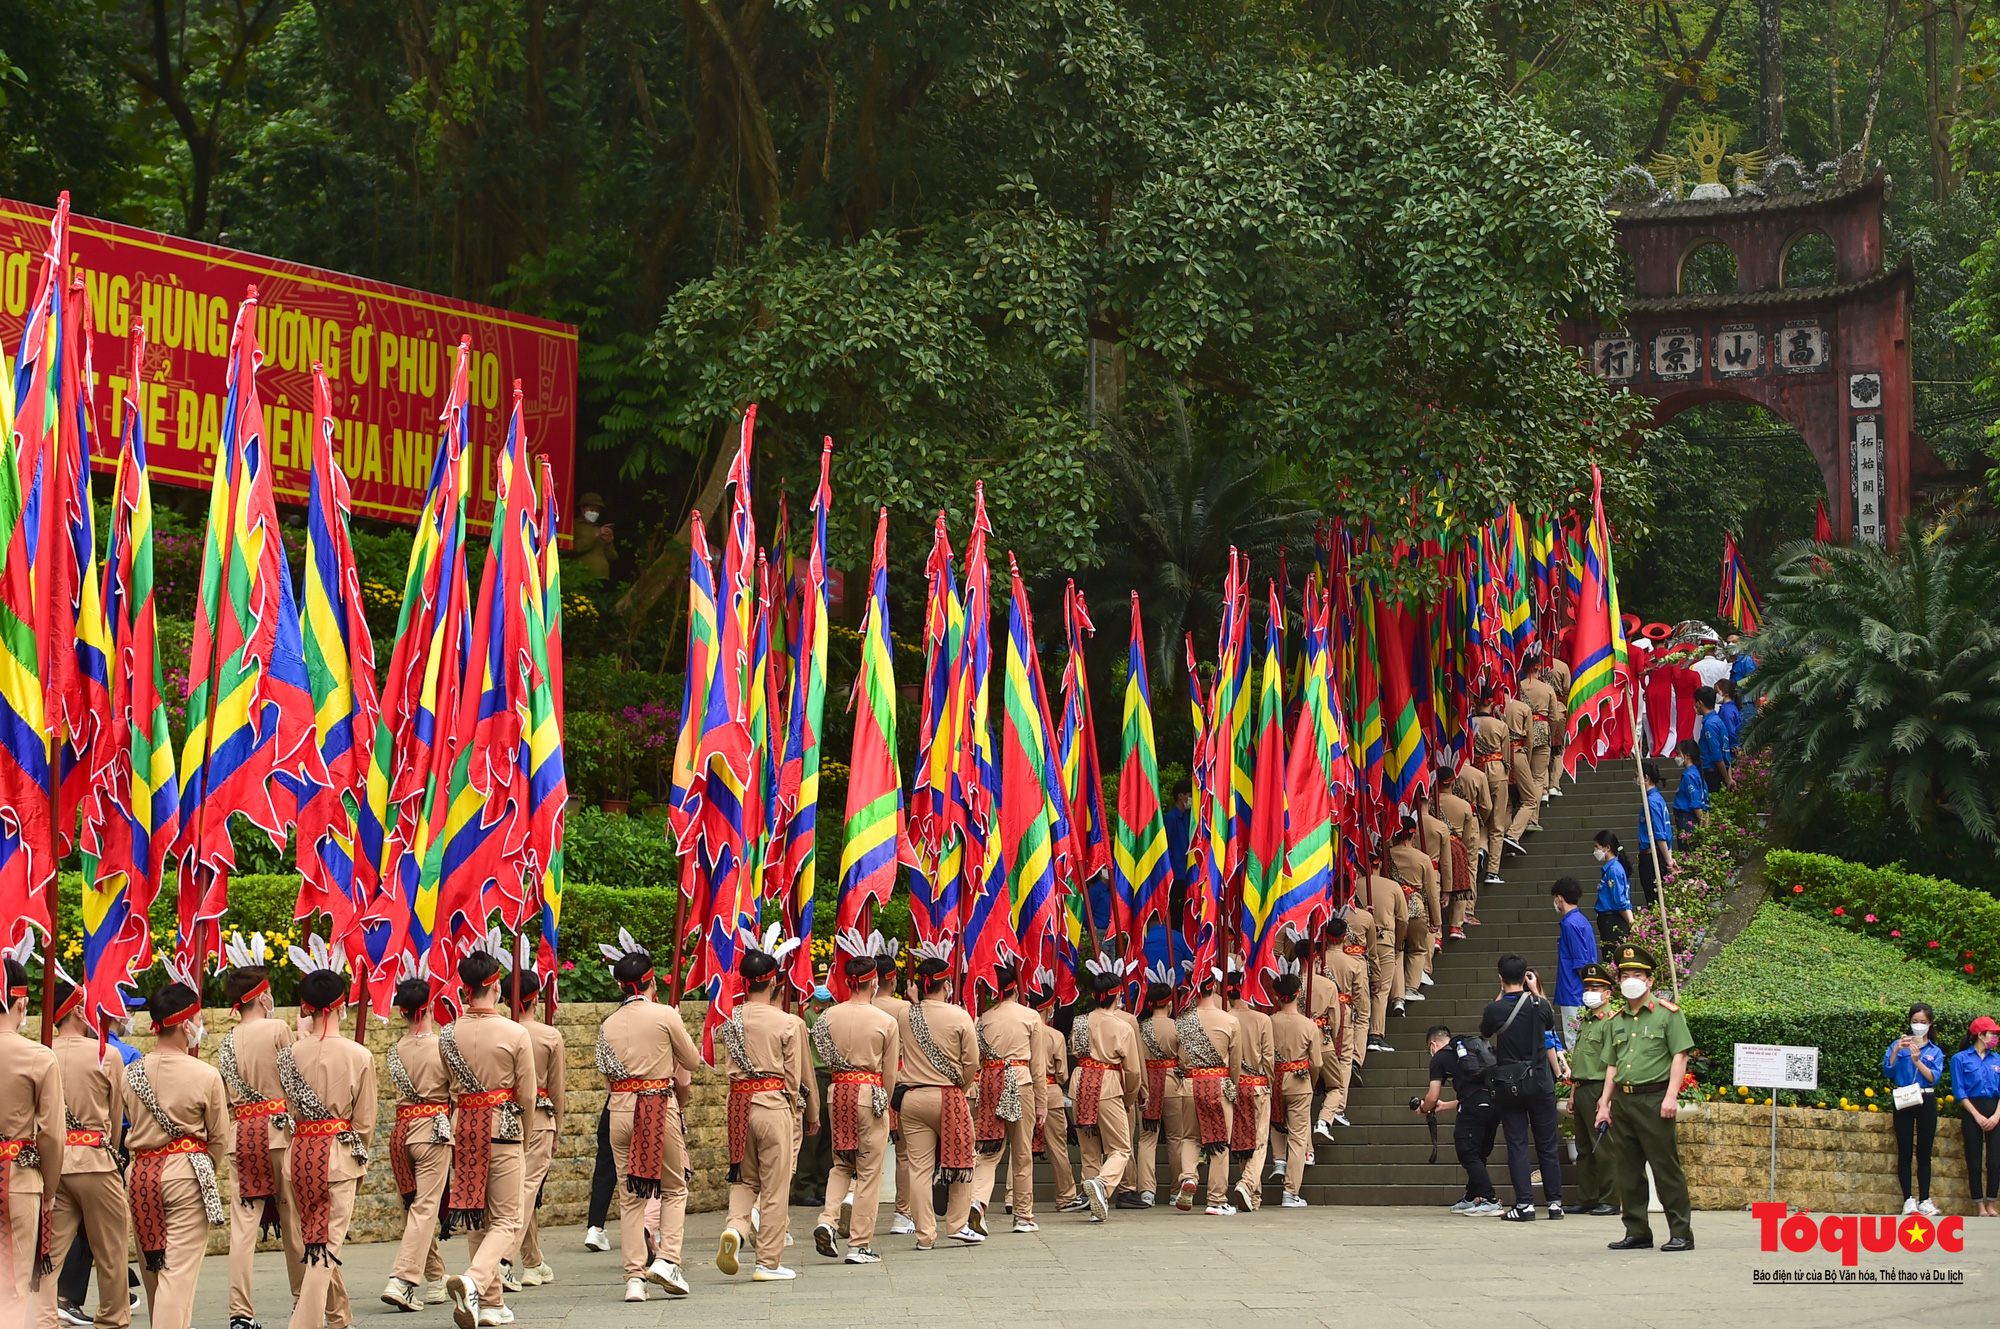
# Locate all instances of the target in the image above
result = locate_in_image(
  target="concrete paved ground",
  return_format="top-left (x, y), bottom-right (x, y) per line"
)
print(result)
top-left (195, 1206), bottom-right (1993, 1329)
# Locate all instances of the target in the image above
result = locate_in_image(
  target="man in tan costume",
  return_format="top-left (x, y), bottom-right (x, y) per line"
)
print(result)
top-left (1312, 917), bottom-right (1365, 1139)
top-left (1223, 964), bottom-right (1273, 1213)
top-left (1519, 661), bottom-right (1558, 836)
top-left (502, 964), bottom-right (563, 1290)
top-left (381, 963), bottom-right (451, 1312)
top-left (0, 942), bottom-right (62, 1325)
top-left (1502, 685), bottom-right (1537, 849)
top-left (1388, 817), bottom-right (1439, 1000)
top-left (810, 931), bottom-right (899, 1264)
top-left (1131, 966), bottom-right (1183, 1209)
top-left (1358, 862), bottom-right (1405, 1048)
top-left (1268, 955), bottom-right (1329, 1206)
top-left (1439, 776), bottom-right (1483, 937)
top-left (869, 946), bottom-right (915, 1240)
top-left (441, 938), bottom-right (537, 1329)
top-left (715, 926), bottom-right (816, 1281)
top-left (1472, 695), bottom-right (1510, 882)
top-left (1066, 955), bottom-right (1142, 1222)
top-left (278, 941), bottom-right (376, 1329)
top-left (891, 941), bottom-right (982, 1248)
top-left (217, 934), bottom-right (304, 1329)
top-left (969, 964), bottom-right (1046, 1235)
top-left (35, 969), bottom-right (126, 1329)
top-left (1029, 974), bottom-right (1076, 1215)
top-left (1173, 967), bottom-right (1242, 1215)
top-left (594, 930), bottom-right (698, 1303)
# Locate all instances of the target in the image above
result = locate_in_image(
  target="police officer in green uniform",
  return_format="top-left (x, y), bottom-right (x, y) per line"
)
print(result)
top-left (1594, 944), bottom-right (1694, 1251)
top-left (1564, 963), bottom-right (1620, 1215)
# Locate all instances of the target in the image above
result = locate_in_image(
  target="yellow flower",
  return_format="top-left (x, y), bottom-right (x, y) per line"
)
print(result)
top-left (1867, 1104), bottom-right (1879, 1112)
top-left (1863, 1087), bottom-right (1874, 1098)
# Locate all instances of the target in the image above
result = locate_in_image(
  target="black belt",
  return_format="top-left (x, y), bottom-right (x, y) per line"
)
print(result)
top-left (1617, 1079), bottom-right (1670, 1094)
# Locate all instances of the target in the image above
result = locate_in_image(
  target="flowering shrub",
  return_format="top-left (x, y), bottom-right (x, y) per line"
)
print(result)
top-left (1770, 848), bottom-right (2000, 995)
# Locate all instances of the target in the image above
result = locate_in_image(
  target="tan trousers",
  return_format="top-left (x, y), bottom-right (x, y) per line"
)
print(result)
top-left (1041, 1097), bottom-right (1075, 1206)
top-left (1234, 1088), bottom-right (1271, 1209)
top-left (1368, 941), bottom-right (1395, 1036)
top-left (891, 1113), bottom-right (912, 1220)
top-left (895, 1087), bottom-right (970, 1245)
top-left (1532, 741), bottom-right (1556, 813)
top-left (388, 1139), bottom-right (449, 1286)
top-left (1318, 1027), bottom-right (1353, 1121)
top-left (971, 1102), bottom-right (1036, 1225)
top-left (2, 1183), bottom-right (43, 1322)
top-left (1165, 1097), bottom-right (1197, 1188)
top-left (723, 1104), bottom-right (795, 1271)
top-left (1481, 760), bottom-right (1508, 868)
top-left (611, 1098), bottom-right (687, 1275)
top-left (1278, 1092), bottom-right (1313, 1195)
top-left (461, 1142), bottom-right (525, 1307)
top-left (1174, 1101), bottom-right (1237, 1203)
top-left (817, 1103), bottom-right (889, 1248)
top-left (230, 1146), bottom-right (304, 1318)
top-left (35, 1171), bottom-right (129, 1329)
top-left (1077, 1094), bottom-right (1134, 1196)
top-left (505, 1130), bottom-right (555, 1270)
top-left (1401, 900), bottom-right (1433, 993)
top-left (287, 1176), bottom-right (357, 1329)
top-left (135, 1175), bottom-right (209, 1329)
top-left (1507, 747), bottom-right (1538, 838)
top-left (1132, 1116), bottom-right (1159, 1197)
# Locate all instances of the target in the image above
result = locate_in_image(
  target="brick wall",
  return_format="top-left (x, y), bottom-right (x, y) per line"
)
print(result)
top-left (1681, 1099), bottom-right (1977, 1213)
top-left (36, 1000), bottom-right (737, 1253)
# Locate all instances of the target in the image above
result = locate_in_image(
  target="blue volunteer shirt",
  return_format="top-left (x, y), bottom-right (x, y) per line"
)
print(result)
top-left (1883, 1039), bottom-right (1944, 1091)
top-left (1638, 786), bottom-right (1673, 851)
top-left (1697, 711), bottom-right (1729, 768)
top-left (1718, 699), bottom-right (1742, 756)
top-left (1673, 764), bottom-right (1709, 814)
top-left (1596, 858), bottom-right (1632, 915)
top-left (1162, 804), bottom-right (1192, 886)
top-left (1731, 653), bottom-right (1756, 683)
top-left (1555, 907), bottom-right (1596, 1007)
top-left (1950, 1046), bottom-right (2000, 1100)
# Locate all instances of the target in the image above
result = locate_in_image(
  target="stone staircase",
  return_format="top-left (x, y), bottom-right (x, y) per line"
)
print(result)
top-left (1033, 761), bottom-right (1646, 1207)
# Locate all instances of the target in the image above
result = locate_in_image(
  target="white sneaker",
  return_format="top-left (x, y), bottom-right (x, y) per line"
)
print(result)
top-left (1204, 1203), bottom-right (1238, 1216)
top-left (1267, 1159), bottom-right (1286, 1179)
top-left (1315, 1120), bottom-right (1336, 1143)
top-left (475, 1308), bottom-right (514, 1327)
top-left (623, 1279), bottom-right (646, 1303)
top-left (1139, 1191), bottom-right (1155, 1206)
top-left (814, 1222), bottom-right (841, 1259)
top-left (1902, 1196), bottom-right (1919, 1216)
top-left (644, 1259), bottom-right (689, 1297)
top-left (584, 1226), bottom-right (611, 1252)
top-left (1404, 991), bottom-right (1425, 1002)
top-left (1084, 1177), bottom-right (1109, 1222)
top-left (1011, 1220), bottom-right (1039, 1234)
top-left (528, 1263), bottom-right (552, 1285)
top-left (889, 1214), bottom-right (917, 1235)
top-left (1918, 1199), bottom-right (1942, 1218)
top-left (948, 1227), bottom-right (985, 1245)
top-left (717, 1227), bottom-right (742, 1276)
top-left (1419, 973), bottom-right (1434, 987)
top-left (422, 1280), bottom-right (448, 1306)
top-left (1281, 1192), bottom-right (1309, 1208)
top-left (500, 1261), bottom-right (522, 1293)
top-left (844, 1247), bottom-right (882, 1264)
top-left (518, 1265), bottom-right (543, 1287)
top-left (444, 1275), bottom-right (477, 1329)
top-left (840, 1191), bottom-right (854, 1236)
top-left (749, 1205), bottom-right (761, 1237)
top-left (751, 1265), bottom-right (797, 1281)
top-left (380, 1278), bottom-right (421, 1312)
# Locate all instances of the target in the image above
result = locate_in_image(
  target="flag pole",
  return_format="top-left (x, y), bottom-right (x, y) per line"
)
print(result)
top-left (1624, 677), bottom-right (1678, 1000)
top-left (666, 851), bottom-right (691, 1004)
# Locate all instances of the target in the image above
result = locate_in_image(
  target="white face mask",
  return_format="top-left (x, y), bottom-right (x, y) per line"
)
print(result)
top-left (185, 1021), bottom-right (205, 1050)
top-left (1582, 990), bottom-right (1606, 1009)
top-left (1593, 847), bottom-right (1610, 863)
top-left (1619, 976), bottom-right (1649, 1001)
top-left (582, 509), bottom-right (601, 524)
top-left (1911, 1023), bottom-right (1929, 1039)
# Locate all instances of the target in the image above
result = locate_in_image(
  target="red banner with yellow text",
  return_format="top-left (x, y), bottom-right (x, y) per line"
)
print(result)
top-left (0, 198), bottom-right (577, 534)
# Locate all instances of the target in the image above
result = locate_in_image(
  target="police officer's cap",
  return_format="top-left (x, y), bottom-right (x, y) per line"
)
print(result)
top-left (1575, 962), bottom-right (1614, 986)
top-left (1614, 944), bottom-right (1656, 974)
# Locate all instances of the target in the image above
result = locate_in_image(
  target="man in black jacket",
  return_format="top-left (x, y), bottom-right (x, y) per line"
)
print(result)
top-left (1481, 954), bottom-right (1566, 1221)
top-left (1414, 1025), bottom-right (1500, 1216)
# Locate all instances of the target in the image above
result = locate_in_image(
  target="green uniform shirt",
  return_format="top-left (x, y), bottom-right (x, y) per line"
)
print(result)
top-left (1605, 996), bottom-right (1694, 1085)
top-left (1571, 1008), bottom-right (1615, 1080)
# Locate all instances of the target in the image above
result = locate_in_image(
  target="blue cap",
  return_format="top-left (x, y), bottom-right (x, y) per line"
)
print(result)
top-left (812, 985), bottom-right (834, 1004)
top-left (117, 985), bottom-right (146, 1011)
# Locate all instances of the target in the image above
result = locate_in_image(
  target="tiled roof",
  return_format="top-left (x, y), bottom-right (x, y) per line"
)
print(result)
top-left (1624, 253), bottom-right (1912, 315)
top-left (1609, 173), bottom-right (1883, 225)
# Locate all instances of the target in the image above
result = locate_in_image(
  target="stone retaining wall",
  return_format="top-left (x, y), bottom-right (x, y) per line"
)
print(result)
top-left (34, 1001), bottom-right (736, 1253)
top-left (1681, 1099), bottom-right (1977, 1213)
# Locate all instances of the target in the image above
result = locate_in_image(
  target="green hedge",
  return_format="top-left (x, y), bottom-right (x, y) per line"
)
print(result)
top-left (1766, 849), bottom-right (2000, 995)
top-left (1682, 903), bottom-right (1994, 1111)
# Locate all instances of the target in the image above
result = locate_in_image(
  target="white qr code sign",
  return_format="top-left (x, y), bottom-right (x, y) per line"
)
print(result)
top-left (1734, 1043), bottom-right (1819, 1090)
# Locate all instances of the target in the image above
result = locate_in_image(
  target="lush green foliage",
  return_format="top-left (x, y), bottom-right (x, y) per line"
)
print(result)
top-left (1743, 530), bottom-right (2000, 845)
top-left (1766, 848), bottom-right (2000, 996)
top-left (1682, 902), bottom-right (1993, 1112)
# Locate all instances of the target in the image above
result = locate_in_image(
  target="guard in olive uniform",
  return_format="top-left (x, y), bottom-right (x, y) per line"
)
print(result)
top-left (1594, 945), bottom-right (1694, 1251)
top-left (1564, 963), bottom-right (1619, 1216)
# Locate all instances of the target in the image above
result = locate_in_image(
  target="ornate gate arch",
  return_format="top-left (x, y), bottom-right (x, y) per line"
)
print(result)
top-left (1563, 169), bottom-right (1919, 546)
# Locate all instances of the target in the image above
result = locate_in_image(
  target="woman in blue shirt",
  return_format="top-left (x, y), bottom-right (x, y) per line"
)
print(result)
top-left (1884, 1003), bottom-right (1946, 1216)
top-left (1590, 830), bottom-right (1633, 947)
top-left (1951, 1016), bottom-right (2000, 1217)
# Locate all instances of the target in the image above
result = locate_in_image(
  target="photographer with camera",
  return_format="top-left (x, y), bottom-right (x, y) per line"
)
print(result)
top-left (1414, 1026), bottom-right (1500, 1216)
top-left (1481, 954), bottom-right (1565, 1222)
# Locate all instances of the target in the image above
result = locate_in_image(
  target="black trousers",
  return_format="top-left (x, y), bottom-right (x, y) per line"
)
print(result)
top-left (1634, 848), bottom-right (1661, 907)
top-left (588, 1101), bottom-right (617, 1228)
top-left (1893, 1096), bottom-right (1938, 1200)
top-left (1500, 1091), bottom-right (1563, 1207)
top-left (793, 1067), bottom-right (834, 1202)
top-left (1963, 1098), bottom-right (2000, 1201)
top-left (1595, 911), bottom-right (1630, 948)
top-left (1453, 1099), bottom-right (1500, 1202)
top-left (56, 1234), bottom-right (135, 1306)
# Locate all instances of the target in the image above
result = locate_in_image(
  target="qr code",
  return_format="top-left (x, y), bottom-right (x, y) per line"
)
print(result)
top-left (1785, 1053), bottom-right (1815, 1084)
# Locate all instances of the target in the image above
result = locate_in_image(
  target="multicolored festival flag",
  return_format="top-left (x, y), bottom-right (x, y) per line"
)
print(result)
top-left (532, 456), bottom-right (567, 980)
top-left (1282, 588), bottom-right (1339, 934)
top-left (830, 508), bottom-right (915, 997)
top-left (1563, 465), bottom-right (1632, 777)
top-left (1112, 594), bottom-right (1171, 943)
top-left (999, 555), bottom-right (1062, 984)
top-left (1717, 531), bottom-right (1762, 633)
top-left (174, 289), bottom-right (326, 976)
top-left (1239, 586), bottom-right (1295, 1004)
top-left (1057, 583), bottom-right (1110, 895)
top-left (909, 510), bottom-right (965, 946)
top-left (773, 440), bottom-right (831, 995)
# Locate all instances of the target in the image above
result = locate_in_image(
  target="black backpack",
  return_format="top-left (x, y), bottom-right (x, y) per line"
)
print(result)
top-left (1483, 995), bottom-right (1554, 1105)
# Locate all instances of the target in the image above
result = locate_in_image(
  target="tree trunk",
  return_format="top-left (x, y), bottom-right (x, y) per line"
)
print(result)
top-left (1644, 0), bottom-right (1738, 158)
top-left (1856, 0), bottom-right (1904, 170)
top-left (1927, 11), bottom-right (1947, 199)
top-left (1759, 0), bottom-right (1785, 150)
top-left (1829, 0), bottom-right (1844, 152)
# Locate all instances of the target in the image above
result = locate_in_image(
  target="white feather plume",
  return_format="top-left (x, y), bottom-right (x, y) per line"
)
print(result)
top-left (834, 927), bottom-right (886, 959)
top-left (3, 934), bottom-right (36, 970)
top-left (1143, 960), bottom-right (1174, 987)
top-left (914, 938), bottom-right (954, 963)
top-left (286, 933), bottom-right (347, 976)
top-left (599, 926), bottom-right (648, 965)
top-left (224, 932), bottom-right (269, 970)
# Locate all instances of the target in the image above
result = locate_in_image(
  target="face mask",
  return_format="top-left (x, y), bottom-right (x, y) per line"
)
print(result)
top-left (1911, 1023), bottom-right (1929, 1039)
top-left (185, 1021), bottom-right (205, 1049)
top-left (1619, 977), bottom-right (1648, 1001)
top-left (1593, 848), bottom-right (1610, 863)
top-left (582, 510), bottom-right (601, 524)
top-left (1582, 990), bottom-right (1605, 1009)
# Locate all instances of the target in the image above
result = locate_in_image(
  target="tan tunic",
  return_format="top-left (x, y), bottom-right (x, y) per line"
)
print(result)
top-left (721, 1000), bottom-right (813, 1112)
top-left (1438, 791), bottom-right (1479, 849)
top-left (118, 1050), bottom-right (229, 1183)
top-left (896, 1000), bottom-right (978, 1090)
top-left (1229, 1002), bottom-right (1274, 1080)
top-left (1472, 714), bottom-right (1509, 763)
top-left (1144, 1011), bottom-right (1187, 1100)
top-left (1451, 772), bottom-right (1491, 820)
top-left (0, 1029), bottom-right (62, 1194)
top-left (817, 1001), bottom-right (899, 1096)
top-left (1521, 675), bottom-right (1557, 734)
top-left (521, 1017), bottom-right (565, 1132)
top-left (1182, 1006), bottom-right (1242, 1080)
top-left (599, 999), bottom-right (701, 1108)
top-left (1075, 1007), bottom-right (1144, 1100)
top-left (53, 1032), bottom-right (124, 1174)
top-left (1503, 695), bottom-right (1534, 745)
top-left (390, 1032), bottom-right (450, 1104)
top-left (445, 1010), bottom-right (535, 1126)
top-left (1270, 1008), bottom-right (1324, 1092)
top-left (283, 1035), bottom-right (378, 1184)
top-left (975, 999), bottom-right (1045, 1108)
top-left (1389, 842), bottom-right (1440, 926)
top-left (1034, 1018), bottom-right (1069, 1099)
top-left (223, 1017), bottom-right (295, 1148)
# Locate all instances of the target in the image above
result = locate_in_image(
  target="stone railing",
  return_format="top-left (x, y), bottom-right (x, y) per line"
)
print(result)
top-left (1681, 1099), bottom-right (1978, 1213)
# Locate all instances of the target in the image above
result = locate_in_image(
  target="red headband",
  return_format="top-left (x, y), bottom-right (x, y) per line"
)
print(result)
top-left (153, 1001), bottom-right (200, 1029)
top-left (53, 985), bottom-right (86, 1025)
top-left (234, 979), bottom-right (271, 1008)
top-left (619, 968), bottom-right (657, 991)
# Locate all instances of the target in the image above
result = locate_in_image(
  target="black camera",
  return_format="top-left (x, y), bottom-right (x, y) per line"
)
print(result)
top-left (1408, 1095), bottom-right (1425, 1112)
